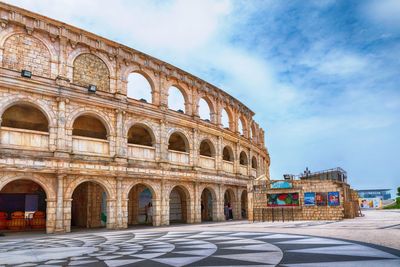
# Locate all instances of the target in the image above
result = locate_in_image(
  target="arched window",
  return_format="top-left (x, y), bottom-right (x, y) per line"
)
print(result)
top-left (127, 124), bottom-right (154, 147)
top-left (198, 98), bottom-right (211, 121)
top-left (1, 104), bottom-right (48, 132)
top-left (222, 146), bottom-right (234, 162)
top-left (240, 151), bottom-right (248, 166)
top-left (252, 156), bottom-right (258, 169)
top-left (168, 86), bottom-right (185, 113)
top-left (72, 115), bottom-right (107, 140)
top-left (238, 119), bottom-right (244, 135)
top-left (199, 140), bottom-right (215, 157)
top-left (73, 53), bottom-right (110, 92)
top-left (168, 132), bottom-right (188, 152)
top-left (221, 108), bottom-right (230, 129)
top-left (251, 124), bottom-right (257, 141)
top-left (127, 73), bottom-right (152, 103)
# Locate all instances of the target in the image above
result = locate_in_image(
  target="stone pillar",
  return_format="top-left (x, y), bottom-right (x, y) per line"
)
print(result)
top-left (55, 98), bottom-right (67, 153)
top-left (247, 181), bottom-right (254, 222)
top-left (192, 129), bottom-right (198, 167)
top-left (193, 182), bottom-right (201, 223)
top-left (115, 110), bottom-right (126, 159)
top-left (160, 181), bottom-right (169, 225)
top-left (216, 136), bottom-right (222, 171)
top-left (55, 174), bottom-right (65, 232)
top-left (216, 184), bottom-right (225, 221)
top-left (46, 198), bottom-right (56, 234)
top-left (63, 198), bottom-right (72, 232)
top-left (159, 120), bottom-right (168, 162)
top-left (106, 198), bottom-right (117, 229)
top-left (116, 177), bottom-right (125, 229)
top-left (152, 196), bottom-right (162, 226)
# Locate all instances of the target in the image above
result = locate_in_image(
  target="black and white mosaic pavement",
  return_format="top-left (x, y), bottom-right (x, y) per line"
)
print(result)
top-left (0, 231), bottom-right (399, 266)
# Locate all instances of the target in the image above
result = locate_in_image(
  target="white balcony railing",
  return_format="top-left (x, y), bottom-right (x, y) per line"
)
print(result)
top-left (240, 165), bottom-right (248, 176)
top-left (199, 155), bottom-right (215, 169)
top-left (168, 150), bottom-right (189, 164)
top-left (222, 160), bottom-right (234, 173)
top-left (72, 136), bottom-right (109, 155)
top-left (0, 127), bottom-right (49, 150)
top-left (128, 144), bottom-right (155, 160)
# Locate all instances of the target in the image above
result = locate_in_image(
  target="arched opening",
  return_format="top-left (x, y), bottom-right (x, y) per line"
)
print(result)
top-left (198, 98), bottom-right (211, 121)
top-left (73, 53), bottom-right (110, 92)
top-left (127, 72), bottom-right (152, 103)
top-left (0, 180), bottom-right (47, 232)
top-left (169, 186), bottom-right (188, 224)
top-left (252, 156), bottom-right (258, 169)
top-left (1, 104), bottom-right (48, 132)
top-left (71, 182), bottom-right (107, 229)
top-left (251, 124), bottom-right (257, 142)
top-left (168, 132), bottom-right (188, 152)
top-left (221, 108), bottom-right (230, 129)
top-left (224, 189), bottom-right (235, 220)
top-left (199, 139), bottom-right (214, 157)
top-left (168, 86), bottom-right (186, 113)
top-left (128, 184), bottom-right (154, 226)
top-left (241, 190), bottom-right (248, 219)
top-left (72, 115), bottom-right (107, 140)
top-left (222, 146), bottom-right (234, 162)
top-left (238, 118), bottom-right (244, 136)
top-left (127, 124), bottom-right (154, 147)
top-left (240, 151), bottom-right (248, 166)
top-left (201, 188), bottom-right (214, 222)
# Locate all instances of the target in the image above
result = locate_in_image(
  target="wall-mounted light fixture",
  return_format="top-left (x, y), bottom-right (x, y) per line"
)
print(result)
top-left (21, 69), bottom-right (32, 78)
top-left (88, 84), bottom-right (97, 93)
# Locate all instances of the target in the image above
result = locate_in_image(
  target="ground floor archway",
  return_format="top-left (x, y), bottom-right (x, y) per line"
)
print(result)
top-left (169, 186), bottom-right (188, 224)
top-left (0, 179), bottom-right (47, 231)
top-left (128, 184), bottom-right (154, 226)
top-left (224, 189), bottom-right (236, 220)
top-left (71, 181), bottom-right (107, 229)
top-left (241, 190), bottom-right (248, 219)
top-left (201, 188), bottom-right (214, 222)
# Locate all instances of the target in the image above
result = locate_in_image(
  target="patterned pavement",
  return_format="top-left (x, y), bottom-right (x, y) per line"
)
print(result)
top-left (0, 231), bottom-right (399, 266)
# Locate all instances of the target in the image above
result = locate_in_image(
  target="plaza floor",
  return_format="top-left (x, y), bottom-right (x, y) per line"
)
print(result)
top-left (0, 210), bottom-right (399, 266)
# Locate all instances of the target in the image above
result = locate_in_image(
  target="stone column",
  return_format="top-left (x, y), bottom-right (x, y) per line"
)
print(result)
top-left (193, 182), bottom-right (201, 223)
top-left (46, 198), bottom-right (57, 234)
top-left (115, 110), bottom-right (126, 160)
top-left (160, 180), bottom-right (169, 225)
top-left (55, 174), bottom-right (65, 232)
top-left (216, 136), bottom-right (222, 171)
top-left (55, 98), bottom-right (67, 154)
top-left (192, 128), bottom-right (198, 167)
top-left (216, 184), bottom-right (225, 221)
top-left (106, 198), bottom-right (117, 229)
top-left (159, 120), bottom-right (168, 162)
top-left (63, 198), bottom-right (72, 232)
top-left (116, 177), bottom-right (125, 229)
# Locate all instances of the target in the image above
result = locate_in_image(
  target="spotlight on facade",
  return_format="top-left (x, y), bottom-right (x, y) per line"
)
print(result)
top-left (21, 69), bottom-right (32, 78)
top-left (139, 98), bottom-right (147, 103)
top-left (177, 109), bottom-right (184, 114)
top-left (88, 84), bottom-right (97, 93)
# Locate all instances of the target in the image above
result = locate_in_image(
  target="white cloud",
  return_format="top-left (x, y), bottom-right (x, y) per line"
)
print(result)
top-left (364, 0), bottom-right (400, 29)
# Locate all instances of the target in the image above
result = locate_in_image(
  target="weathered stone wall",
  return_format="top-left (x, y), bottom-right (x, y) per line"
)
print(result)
top-left (73, 53), bottom-right (110, 92)
top-left (251, 180), bottom-right (357, 221)
top-left (0, 2), bottom-right (270, 234)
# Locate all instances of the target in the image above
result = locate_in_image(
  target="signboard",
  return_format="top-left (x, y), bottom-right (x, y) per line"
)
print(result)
top-left (271, 181), bottom-right (293, 189)
top-left (267, 193), bottom-right (299, 206)
top-left (304, 192), bottom-right (315, 206)
top-left (316, 192), bottom-right (327, 206)
top-left (328, 192), bottom-right (340, 206)
top-left (359, 198), bottom-right (381, 209)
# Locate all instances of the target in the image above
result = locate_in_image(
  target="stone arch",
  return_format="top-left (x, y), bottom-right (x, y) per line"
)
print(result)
top-left (65, 177), bottom-right (115, 200)
top-left (66, 108), bottom-right (115, 137)
top-left (0, 173), bottom-right (56, 200)
top-left (127, 123), bottom-right (156, 146)
top-left (252, 156), bottom-right (258, 169)
top-left (166, 84), bottom-right (191, 114)
top-left (67, 48), bottom-right (116, 76)
top-left (221, 105), bottom-right (233, 130)
top-left (238, 115), bottom-right (248, 136)
top-left (126, 72), bottom-right (154, 103)
top-left (72, 53), bottom-right (110, 92)
top-left (240, 189), bottom-right (248, 219)
top-left (1, 103), bottom-right (49, 132)
top-left (197, 94), bottom-right (216, 122)
top-left (168, 184), bottom-right (192, 224)
top-left (240, 151), bottom-right (248, 165)
top-left (251, 123), bottom-right (258, 142)
top-left (126, 182), bottom-right (158, 226)
top-left (224, 187), bottom-right (237, 220)
top-left (167, 131), bottom-right (190, 152)
top-left (1, 32), bottom-right (56, 78)
top-left (222, 145), bottom-right (234, 162)
top-left (0, 96), bottom-right (57, 128)
top-left (200, 185), bottom-right (218, 222)
top-left (199, 138), bottom-right (216, 157)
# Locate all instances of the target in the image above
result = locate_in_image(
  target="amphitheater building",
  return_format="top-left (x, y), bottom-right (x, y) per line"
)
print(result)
top-left (0, 3), bottom-right (269, 233)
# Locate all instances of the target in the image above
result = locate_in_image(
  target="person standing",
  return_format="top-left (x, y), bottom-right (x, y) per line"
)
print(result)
top-left (228, 203), bottom-right (233, 220)
top-left (147, 202), bottom-right (153, 224)
top-left (224, 204), bottom-right (229, 220)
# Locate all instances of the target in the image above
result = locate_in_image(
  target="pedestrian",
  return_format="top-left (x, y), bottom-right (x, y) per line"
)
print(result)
top-left (228, 203), bottom-right (233, 220)
top-left (147, 202), bottom-right (153, 224)
top-left (144, 203), bottom-right (149, 223)
top-left (224, 203), bottom-right (229, 220)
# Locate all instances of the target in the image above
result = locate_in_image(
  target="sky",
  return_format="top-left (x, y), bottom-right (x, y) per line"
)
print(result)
top-left (6, 0), bottom-right (400, 195)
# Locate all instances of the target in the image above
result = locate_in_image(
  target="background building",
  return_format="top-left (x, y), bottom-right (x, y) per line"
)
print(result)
top-left (357, 189), bottom-right (392, 200)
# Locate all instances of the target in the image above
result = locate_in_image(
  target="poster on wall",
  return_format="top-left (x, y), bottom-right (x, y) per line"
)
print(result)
top-left (304, 192), bottom-right (315, 206)
top-left (359, 198), bottom-right (381, 209)
top-left (316, 192), bottom-right (327, 206)
top-left (267, 193), bottom-right (299, 206)
top-left (271, 181), bottom-right (293, 189)
top-left (328, 192), bottom-right (340, 206)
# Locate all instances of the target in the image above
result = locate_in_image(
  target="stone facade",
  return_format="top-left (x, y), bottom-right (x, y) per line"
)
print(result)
top-left (0, 3), bottom-right (269, 234)
top-left (250, 180), bottom-right (359, 221)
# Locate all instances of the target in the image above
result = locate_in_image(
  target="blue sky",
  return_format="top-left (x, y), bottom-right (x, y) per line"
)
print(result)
top-left (7, 0), bottom-right (400, 194)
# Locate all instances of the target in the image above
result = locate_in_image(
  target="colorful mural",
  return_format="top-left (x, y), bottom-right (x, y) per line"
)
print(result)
top-left (267, 193), bottom-right (299, 206)
top-left (304, 192), bottom-right (316, 206)
top-left (316, 192), bottom-right (327, 206)
top-left (328, 192), bottom-right (340, 206)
